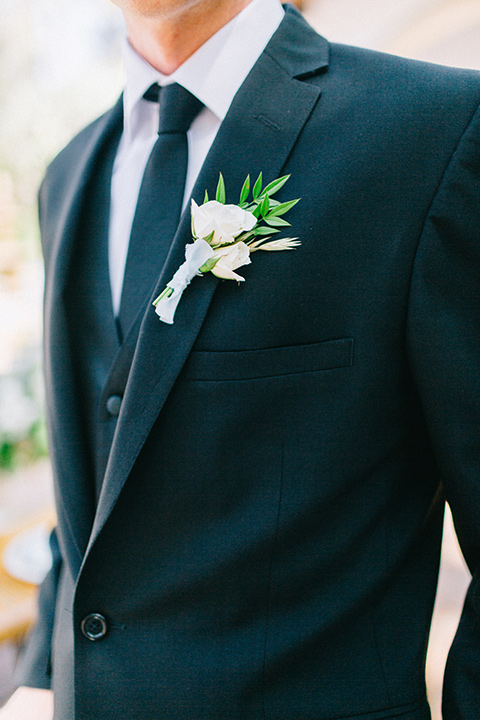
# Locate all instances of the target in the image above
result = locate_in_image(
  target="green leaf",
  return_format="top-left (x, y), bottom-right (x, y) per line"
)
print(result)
top-left (216, 173), bottom-right (226, 204)
top-left (235, 231), bottom-right (256, 244)
top-left (239, 175), bottom-right (250, 205)
top-left (253, 225), bottom-right (279, 236)
top-left (266, 216), bottom-right (291, 228)
top-left (259, 194), bottom-right (270, 218)
top-left (199, 257), bottom-right (220, 273)
top-left (268, 198), bottom-right (300, 217)
top-left (203, 189), bottom-right (209, 204)
top-left (259, 174), bottom-right (291, 198)
top-left (252, 172), bottom-right (263, 200)
top-left (252, 203), bottom-right (263, 219)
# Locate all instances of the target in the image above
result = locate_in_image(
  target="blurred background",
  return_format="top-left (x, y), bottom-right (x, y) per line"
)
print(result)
top-left (0, 0), bottom-right (478, 715)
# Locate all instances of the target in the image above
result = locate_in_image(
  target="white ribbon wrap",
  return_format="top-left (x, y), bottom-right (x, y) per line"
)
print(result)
top-left (155, 238), bottom-right (215, 325)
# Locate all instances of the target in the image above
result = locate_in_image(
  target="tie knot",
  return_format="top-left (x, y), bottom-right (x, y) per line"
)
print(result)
top-left (144, 83), bottom-right (204, 134)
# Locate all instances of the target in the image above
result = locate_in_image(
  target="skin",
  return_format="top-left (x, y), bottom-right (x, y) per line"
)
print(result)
top-left (111, 0), bottom-right (253, 74)
top-left (0, 1), bottom-right (254, 717)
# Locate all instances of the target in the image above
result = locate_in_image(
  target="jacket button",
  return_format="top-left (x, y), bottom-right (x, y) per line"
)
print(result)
top-left (81, 613), bottom-right (108, 641)
top-left (106, 395), bottom-right (122, 417)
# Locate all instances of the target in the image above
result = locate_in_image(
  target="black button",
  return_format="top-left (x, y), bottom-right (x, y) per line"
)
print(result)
top-left (81, 613), bottom-right (108, 641)
top-left (106, 395), bottom-right (122, 417)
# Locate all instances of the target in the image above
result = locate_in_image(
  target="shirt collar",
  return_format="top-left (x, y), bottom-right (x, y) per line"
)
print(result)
top-left (122, 0), bottom-right (284, 133)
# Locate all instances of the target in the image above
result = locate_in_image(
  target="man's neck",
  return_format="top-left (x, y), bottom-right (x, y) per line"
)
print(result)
top-left (124, 0), bottom-right (254, 75)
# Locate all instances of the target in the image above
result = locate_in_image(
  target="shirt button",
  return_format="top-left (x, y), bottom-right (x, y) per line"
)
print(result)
top-left (106, 395), bottom-right (122, 417)
top-left (81, 613), bottom-right (108, 641)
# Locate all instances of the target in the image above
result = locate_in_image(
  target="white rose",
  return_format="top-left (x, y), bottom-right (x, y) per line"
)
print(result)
top-left (191, 200), bottom-right (256, 246)
top-left (211, 242), bottom-right (251, 282)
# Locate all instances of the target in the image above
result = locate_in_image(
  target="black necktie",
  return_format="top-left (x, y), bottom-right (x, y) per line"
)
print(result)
top-left (118, 82), bottom-right (204, 335)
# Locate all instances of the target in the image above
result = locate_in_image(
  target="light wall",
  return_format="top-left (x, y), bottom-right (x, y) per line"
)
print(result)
top-left (304, 0), bottom-right (480, 70)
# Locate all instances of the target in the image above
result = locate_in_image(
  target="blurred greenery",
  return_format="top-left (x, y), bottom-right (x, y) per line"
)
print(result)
top-left (0, 0), bottom-right (122, 472)
top-left (0, 420), bottom-right (48, 473)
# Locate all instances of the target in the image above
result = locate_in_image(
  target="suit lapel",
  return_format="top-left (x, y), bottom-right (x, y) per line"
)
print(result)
top-left (44, 99), bottom-right (123, 574)
top-left (86, 8), bottom-right (330, 551)
top-left (46, 97), bottom-right (123, 303)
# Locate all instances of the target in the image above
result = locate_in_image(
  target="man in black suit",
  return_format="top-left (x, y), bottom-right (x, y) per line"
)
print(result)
top-left (2, 0), bottom-right (480, 718)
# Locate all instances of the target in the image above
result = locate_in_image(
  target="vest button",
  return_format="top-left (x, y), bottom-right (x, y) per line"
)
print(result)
top-left (106, 395), bottom-right (122, 417)
top-left (81, 613), bottom-right (108, 641)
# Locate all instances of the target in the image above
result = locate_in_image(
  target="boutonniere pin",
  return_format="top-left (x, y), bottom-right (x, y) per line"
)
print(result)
top-left (153, 173), bottom-right (300, 324)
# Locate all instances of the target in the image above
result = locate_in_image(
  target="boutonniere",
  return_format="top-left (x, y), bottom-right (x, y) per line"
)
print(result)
top-left (153, 173), bottom-right (300, 324)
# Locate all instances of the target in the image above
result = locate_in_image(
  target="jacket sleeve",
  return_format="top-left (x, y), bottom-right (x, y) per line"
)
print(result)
top-left (406, 100), bottom-right (480, 719)
top-left (13, 176), bottom-right (62, 690)
top-left (14, 528), bottom-right (62, 689)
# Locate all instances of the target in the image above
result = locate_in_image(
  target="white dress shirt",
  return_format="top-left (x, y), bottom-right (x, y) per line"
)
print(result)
top-left (109, 0), bottom-right (285, 315)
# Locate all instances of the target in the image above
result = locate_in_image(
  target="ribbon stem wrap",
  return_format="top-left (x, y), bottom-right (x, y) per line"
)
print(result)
top-left (154, 238), bottom-right (215, 324)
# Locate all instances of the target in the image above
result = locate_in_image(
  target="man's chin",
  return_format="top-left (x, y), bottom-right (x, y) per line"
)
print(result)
top-left (109, 0), bottom-right (217, 20)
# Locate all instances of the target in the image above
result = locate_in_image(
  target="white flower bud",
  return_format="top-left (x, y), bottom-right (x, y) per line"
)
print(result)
top-left (211, 241), bottom-right (251, 282)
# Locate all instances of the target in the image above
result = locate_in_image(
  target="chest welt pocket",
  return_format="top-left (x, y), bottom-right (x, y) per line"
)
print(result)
top-left (185, 338), bottom-right (354, 381)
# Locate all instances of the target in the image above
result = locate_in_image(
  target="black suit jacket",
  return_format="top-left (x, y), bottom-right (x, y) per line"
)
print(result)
top-left (17, 6), bottom-right (480, 720)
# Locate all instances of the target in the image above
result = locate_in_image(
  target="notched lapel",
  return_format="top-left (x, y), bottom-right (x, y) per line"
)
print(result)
top-left (44, 99), bottom-right (123, 574)
top-left (47, 97), bottom-right (123, 303)
top-left (87, 10), bottom-right (330, 550)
